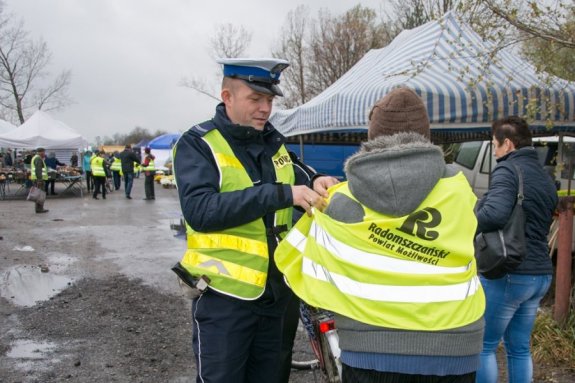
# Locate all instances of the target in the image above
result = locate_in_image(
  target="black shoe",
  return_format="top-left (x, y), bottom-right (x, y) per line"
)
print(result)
top-left (126, 196), bottom-right (132, 199)
top-left (52, 192), bottom-right (58, 195)
top-left (103, 196), bottom-right (106, 199)
top-left (36, 209), bottom-right (49, 214)
top-left (93, 196), bottom-right (99, 200)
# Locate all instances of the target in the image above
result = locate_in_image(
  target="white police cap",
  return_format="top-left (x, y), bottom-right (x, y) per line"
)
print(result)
top-left (217, 58), bottom-right (290, 97)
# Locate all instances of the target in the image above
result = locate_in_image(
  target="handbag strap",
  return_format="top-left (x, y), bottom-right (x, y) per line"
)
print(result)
top-left (511, 163), bottom-right (524, 206)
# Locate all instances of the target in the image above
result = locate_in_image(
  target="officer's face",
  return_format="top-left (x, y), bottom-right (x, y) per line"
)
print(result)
top-left (222, 80), bottom-right (274, 130)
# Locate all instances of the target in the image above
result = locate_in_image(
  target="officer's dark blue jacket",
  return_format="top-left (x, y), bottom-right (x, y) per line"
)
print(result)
top-left (476, 147), bottom-right (558, 274)
top-left (174, 103), bottom-right (315, 315)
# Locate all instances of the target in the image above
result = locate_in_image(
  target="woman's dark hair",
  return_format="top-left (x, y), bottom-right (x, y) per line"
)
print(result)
top-left (492, 116), bottom-right (532, 148)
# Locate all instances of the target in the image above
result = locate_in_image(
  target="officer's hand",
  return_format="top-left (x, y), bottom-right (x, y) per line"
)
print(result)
top-left (312, 176), bottom-right (339, 198)
top-left (291, 185), bottom-right (327, 216)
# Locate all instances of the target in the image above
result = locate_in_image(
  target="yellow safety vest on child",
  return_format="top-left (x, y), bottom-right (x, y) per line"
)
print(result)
top-left (276, 177), bottom-right (485, 331)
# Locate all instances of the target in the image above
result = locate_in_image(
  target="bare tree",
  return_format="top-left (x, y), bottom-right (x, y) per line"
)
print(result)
top-left (209, 23), bottom-right (252, 59)
top-left (307, 5), bottom-right (394, 97)
top-left (390, 0), bottom-right (458, 29)
top-left (482, 0), bottom-right (575, 49)
top-left (0, 7), bottom-right (71, 124)
top-left (273, 5), bottom-right (311, 108)
top-left (181, 22), bottom-right (253, 102)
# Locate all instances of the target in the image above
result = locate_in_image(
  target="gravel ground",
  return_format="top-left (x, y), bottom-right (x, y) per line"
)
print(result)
top-left (0, 178), bottom-right (573, 382)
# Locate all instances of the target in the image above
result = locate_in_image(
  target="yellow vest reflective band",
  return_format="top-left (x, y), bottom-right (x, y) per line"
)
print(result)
top-left (91, 156), bottom-right (106, 177)
top-left (29, 155), bottom-right (48, 180)
top-left (177, 129), bottom-right (295, 300)
top-left (141, 158), bottom-right (155, 171)
top-left (110, 157), bottom-right (122, 172)
top-left (276, 174), bottom-right (485, 331)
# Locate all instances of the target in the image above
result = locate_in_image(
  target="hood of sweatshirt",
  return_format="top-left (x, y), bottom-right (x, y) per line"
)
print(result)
top-left (345, 132), bottom-right (446, 217)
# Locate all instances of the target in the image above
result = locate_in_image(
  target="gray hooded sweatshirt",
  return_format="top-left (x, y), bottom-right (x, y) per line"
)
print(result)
top-left (324, 132), bottom-right (484, 375)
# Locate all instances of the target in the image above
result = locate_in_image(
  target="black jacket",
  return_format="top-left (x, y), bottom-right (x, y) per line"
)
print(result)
top-left (119, 149), bottom-right (140, 174)
top-left (174, 103), bottom-right (315, 315)
top-left (476, 147), bottom-right (558, 274)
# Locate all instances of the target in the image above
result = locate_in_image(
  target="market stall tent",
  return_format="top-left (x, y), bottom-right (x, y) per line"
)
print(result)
top-left (146, 133), bottom-right (181, 171)
top-left (270, 11), bottom-right (575, 143)
top-left (147, 133), bottom-right (181, 149)
top-left (0, 110), bottom-right (87, 149)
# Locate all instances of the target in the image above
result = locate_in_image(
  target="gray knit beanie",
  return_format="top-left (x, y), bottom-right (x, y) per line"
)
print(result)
top-left (368, 88), bottom-right (430, 140)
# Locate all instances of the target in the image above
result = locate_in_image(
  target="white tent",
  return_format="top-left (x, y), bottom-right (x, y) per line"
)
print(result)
top-left (0, 110), bottom-right (87, 149)
top-left (270, 11), bottom-right (575, 143)
top-left (0, 120), bottom-right (17, 136)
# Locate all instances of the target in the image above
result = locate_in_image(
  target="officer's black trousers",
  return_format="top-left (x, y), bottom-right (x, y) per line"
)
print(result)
top-left (191, 291), bottom-right (282, 383)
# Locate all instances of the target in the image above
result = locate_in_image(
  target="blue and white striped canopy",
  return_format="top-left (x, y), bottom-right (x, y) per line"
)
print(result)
top-left (270, 11), bottom-right (575, 140)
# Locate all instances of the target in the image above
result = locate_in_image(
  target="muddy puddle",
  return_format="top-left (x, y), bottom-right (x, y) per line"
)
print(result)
top-left (0, 264), bottom-right (74, 306)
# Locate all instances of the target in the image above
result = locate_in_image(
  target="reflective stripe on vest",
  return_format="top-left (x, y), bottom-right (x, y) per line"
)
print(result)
top-left (30, 155), bottom-right (48, 180)
top-left (176, 128), bottom-right (295, 300)
top-left (91, 157), bottom-right (106, 177)
top-left (141, 158), bottom-right (155, 171)
top-left (276, 175), bottom-right (485, 331)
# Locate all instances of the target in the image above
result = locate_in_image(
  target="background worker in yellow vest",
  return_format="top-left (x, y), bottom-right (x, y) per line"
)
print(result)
top-left (110, 151), bottom-right (122, 191)
top-left (141, 147), bottom-right (155, 200)
top-left (91, 150), bottom-right (107, 200)
top-left (172, 57), bottom-right (338, 383)
top-left (30, 147), bottom-right (49, 213)
top-left (276, 88), bottom-right (485, 383)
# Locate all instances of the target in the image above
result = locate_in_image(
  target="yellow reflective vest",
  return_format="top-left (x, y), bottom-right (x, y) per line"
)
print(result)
top-left (29, 154), bottom-right (48, 180)
top-left (141, 158), bottom-right (155, 172)
top-left (91, 156), bottom-right (106, 177)
top-left (276, 176), bottom-right (485, 331)
top-left (175, 129), bottom-right (295, 300)
top-left (110, 157), bottom-right (122, 174)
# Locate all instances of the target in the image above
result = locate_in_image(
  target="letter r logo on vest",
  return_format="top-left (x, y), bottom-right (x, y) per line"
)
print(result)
top-left (397, 207), bottom-right (442, 241)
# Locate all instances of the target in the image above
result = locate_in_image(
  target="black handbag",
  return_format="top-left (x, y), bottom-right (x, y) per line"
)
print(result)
top-left (474, 164), bottom-right (526, 279)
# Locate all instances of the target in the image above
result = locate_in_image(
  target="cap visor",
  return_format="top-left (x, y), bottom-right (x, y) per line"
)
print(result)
top-left (243, 80), bottom-right (283, 97)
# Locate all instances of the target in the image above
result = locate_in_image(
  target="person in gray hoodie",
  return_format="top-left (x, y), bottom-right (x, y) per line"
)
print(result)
top-left (276, 87), bottom-right (485, 383)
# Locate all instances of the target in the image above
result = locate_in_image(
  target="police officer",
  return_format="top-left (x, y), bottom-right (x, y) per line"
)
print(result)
top-left (172, 58), bottom-right (338, 383)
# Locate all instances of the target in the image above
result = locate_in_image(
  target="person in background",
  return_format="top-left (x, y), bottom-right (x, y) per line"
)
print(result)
top-left (23, 151), bottom-right (33, 167)
top-left (119, 144), bottom-right (140, 199)
top-left (30, 147), bottom-right (49, 213)
top-left (83, 150), bottom-right (93, 192)
top-left (475, 116), bottom-right (558, 383)
top-left (110, 151), bottom-right (122, 191)
top-left (141, 147), bottom-right (156, 200)
top-left (4, 149), bottom-right (13, 167)
top-left (44, 152), bottom-right (65, 196)
top-left (70, 152), bottom-right (79, 167)
top-left (91, 150), bottom-right (107, 200)
top-left (276, 87), bottom-right (485, 383)
top-left (172, 57), bottom-right (338, 383)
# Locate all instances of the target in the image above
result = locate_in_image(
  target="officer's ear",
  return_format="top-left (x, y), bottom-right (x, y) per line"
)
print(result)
top-left (221, 88), bottom-right (232, 105)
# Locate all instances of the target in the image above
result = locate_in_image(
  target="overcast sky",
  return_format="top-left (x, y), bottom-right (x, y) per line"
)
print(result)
top-left (4, 0), bottom-right (385, 143)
